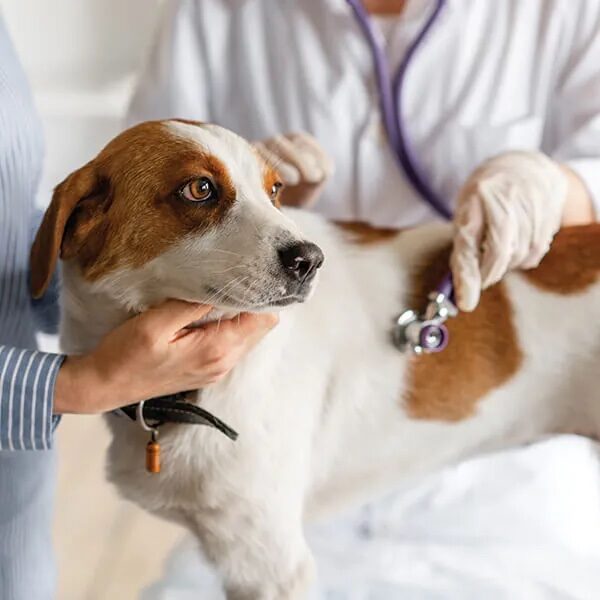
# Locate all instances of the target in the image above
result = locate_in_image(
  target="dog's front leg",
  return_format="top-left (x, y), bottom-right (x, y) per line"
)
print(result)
top-left (187, 507), bottom-right (315, 600)
top-left (225, 552), bottom-right (315, 600)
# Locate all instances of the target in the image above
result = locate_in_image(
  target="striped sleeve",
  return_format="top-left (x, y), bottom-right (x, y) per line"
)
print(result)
top-left (0, 345), bottom-right (64, 450)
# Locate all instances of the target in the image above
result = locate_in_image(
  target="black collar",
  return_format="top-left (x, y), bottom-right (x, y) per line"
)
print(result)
top-left (116, 392), bottom-right (238, 440)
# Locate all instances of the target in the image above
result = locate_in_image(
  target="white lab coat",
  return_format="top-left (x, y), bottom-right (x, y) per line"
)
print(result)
top-left (128, 0), bottom-right (600, 228)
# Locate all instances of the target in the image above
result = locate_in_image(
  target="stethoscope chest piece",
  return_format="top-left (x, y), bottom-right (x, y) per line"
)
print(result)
top-left (393, 290), bottom-right (457, 354)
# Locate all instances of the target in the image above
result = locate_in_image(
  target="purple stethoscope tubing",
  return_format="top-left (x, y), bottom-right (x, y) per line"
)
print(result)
top-left (345, 0), bottom-right (452, 221)
top-left (346, 0), bottom-right (454, 300)
top-left (346, 0), bottom-right (455, 349)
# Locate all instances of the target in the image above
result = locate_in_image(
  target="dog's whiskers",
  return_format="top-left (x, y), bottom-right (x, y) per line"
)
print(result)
top-left (204, 275), bottom-right (250, 307)
top-left (205, 249), bottom-right (246, 259)
top-left (238, 280), bottom-right (252, 325)
top-left (208, 265), bottom-right (244, 276)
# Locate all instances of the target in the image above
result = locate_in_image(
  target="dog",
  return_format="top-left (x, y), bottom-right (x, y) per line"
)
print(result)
top-left (30, 120), bottom-right (600, 599)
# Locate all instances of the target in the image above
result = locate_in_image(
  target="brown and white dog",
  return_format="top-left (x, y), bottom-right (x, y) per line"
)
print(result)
top-left (31, 120), bottom-right (600, 600)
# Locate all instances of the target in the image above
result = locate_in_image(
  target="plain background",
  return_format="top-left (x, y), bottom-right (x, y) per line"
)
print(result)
top-left (3, 2), bottom-right (187, 598)
top-left (3, 0), bottom-right (163, 195)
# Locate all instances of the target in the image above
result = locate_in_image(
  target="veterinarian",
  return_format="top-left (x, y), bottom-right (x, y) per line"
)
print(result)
top-left (125, 0), bottom-right (600, 595)
top-left (128, 0), bottom-right (599, 312)
top-left (0, 17), bottom-right (277, 599)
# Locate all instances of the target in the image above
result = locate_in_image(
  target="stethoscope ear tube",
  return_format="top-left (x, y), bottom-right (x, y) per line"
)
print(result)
top-left (346, 0), bottom-right (457, 353)
top-left (345, 0), bottom-right (451, 220)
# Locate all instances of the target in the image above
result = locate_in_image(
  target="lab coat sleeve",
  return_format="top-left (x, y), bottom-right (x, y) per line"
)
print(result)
top-left (549, 1), bottom-right (600, 219)
top-left (126, 0), bottom-right (211, 127)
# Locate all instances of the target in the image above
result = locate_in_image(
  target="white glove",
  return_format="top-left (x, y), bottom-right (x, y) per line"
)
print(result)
top-left (254, 132), bottom-right (334, 207)
top-left (450, 151), bottom-right (568, 312)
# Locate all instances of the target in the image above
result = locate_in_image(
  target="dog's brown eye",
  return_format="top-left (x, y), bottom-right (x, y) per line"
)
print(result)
top-left (271, 181), bottom-right (283, 199)
top-left (179, 177), bottom-right (216, 203)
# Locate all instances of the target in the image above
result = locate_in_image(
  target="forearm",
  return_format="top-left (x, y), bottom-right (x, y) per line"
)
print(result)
top-left (0, 345), bottom-right (64, 450)
top-left (560, 163), bottom-right (596, 225)
top-left (53, 354), bottom-right (122, 415)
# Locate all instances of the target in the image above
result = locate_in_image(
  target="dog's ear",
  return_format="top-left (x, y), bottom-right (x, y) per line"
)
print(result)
top-left (30, 162), bottom-right (111, 299)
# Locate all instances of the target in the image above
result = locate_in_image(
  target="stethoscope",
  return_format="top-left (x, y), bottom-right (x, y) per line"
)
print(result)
top-left (346, 0), bottom-right (457, 354)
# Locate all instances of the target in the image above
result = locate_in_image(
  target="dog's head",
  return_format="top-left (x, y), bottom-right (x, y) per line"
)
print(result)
top-left (30, 120), bottom-right (324, 311)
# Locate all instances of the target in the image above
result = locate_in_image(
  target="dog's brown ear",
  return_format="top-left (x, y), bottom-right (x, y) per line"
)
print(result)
top-left (30, 162), bottom-right (108, 299)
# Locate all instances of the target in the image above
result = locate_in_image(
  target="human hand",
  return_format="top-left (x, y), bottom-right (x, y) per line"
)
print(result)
top-left (450, 151), bottom-right (570, 312)
top-left (54, 300), bottom-right (278, 414)
top-left (254, 132), bottom-right (334, 207)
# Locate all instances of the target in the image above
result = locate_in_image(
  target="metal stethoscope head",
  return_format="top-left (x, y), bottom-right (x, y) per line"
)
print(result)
top-left (393, 286), bottom-right (457, 354)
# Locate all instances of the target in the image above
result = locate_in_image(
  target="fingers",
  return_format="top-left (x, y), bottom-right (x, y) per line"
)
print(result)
top-left (254, 142), bottom-right (301, 185)
top-left (478, 189), bottom-right (515, 289)
top-left (287, 132), bottom-right (334, 179)
top-left (450, 195), bottom-right (485, 312)
top-left (520, 241), bottom-right (550, 270)
top-left (237, 312), bottom-right (280, 342)
top-left (257, 132), bottom-right (332, 208)
top-left (254, 132), bottom-right (332, 189)
top-left (198, 313), bottom-right (279, 361)
top-left (201, 312), bottom-right (279, 344)
top-left (187, 313), bottom-right (279, 383)
top-left (141, 300), bottom-right (213, 338)
top-left (264, 135), bottom-right (324, 183)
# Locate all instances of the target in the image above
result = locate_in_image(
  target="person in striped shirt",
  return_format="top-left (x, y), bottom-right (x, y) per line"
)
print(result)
top-left (0, 17), bottom-right (277, 599)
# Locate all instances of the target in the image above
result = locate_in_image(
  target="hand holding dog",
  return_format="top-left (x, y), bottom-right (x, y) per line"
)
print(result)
top-left (54, 301), bottom-right (278, 414)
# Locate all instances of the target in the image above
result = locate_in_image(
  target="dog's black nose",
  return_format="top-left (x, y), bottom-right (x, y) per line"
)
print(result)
top-left (278, 242), bottom-right (324, 283)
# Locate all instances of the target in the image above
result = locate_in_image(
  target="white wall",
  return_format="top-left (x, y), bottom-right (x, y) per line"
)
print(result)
top-left (2, 0), bottom-right (166, 197)
top-left (3, 0), bottom-right (165, 89)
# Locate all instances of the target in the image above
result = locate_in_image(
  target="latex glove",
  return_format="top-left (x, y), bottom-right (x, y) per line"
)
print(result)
top-left (254, 132), bottom-right (334, 207)
top-left (450, 151), bottom-right (568, 312)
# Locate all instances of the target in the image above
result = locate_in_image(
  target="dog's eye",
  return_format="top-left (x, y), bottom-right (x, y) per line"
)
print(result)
top-left (271, 181), bottom-right (283, 199)
top-left (179, 178), bottom-right (216, 203)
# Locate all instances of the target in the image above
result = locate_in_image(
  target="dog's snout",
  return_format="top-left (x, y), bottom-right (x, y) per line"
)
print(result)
top-left (278, 242), bottom-right (324, 283)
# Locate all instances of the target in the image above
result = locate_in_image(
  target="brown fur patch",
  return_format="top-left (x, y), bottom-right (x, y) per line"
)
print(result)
top-left (522, 224), bottom-right (600, 294)
top-left (263, 165), bottom-right (282, 208)
top-left (404, 225), bottom-right (600, 421)
top-left (31, 121), bottom-right (237, 294)
top-left (404, 245), bottom-right (523, 422)
top-left (30, 162), bottom-right (101, 298)
top-left (335, 222), bottom-right (399, 245)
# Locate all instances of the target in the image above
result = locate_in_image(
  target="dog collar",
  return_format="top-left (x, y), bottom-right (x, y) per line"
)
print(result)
top-left (114, 393), bottom-right (238, 474)
top-left (117, 393), bottom-right (238, 439)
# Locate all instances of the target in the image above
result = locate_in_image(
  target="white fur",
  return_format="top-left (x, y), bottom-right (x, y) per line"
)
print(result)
top-left (59, 123), bottom-right (600, 600)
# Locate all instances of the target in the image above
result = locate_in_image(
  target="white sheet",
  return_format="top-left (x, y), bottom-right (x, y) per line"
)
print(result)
top-left (141, 435), bottom-right (600, 600)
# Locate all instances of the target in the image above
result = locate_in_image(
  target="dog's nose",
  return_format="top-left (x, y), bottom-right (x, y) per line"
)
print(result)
top-left (278, 242), bottom-right (324, 283)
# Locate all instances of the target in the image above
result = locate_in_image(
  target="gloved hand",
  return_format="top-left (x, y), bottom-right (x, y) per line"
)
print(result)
top-left (450, 151), bottom-right (568, 312)
top-left (254, 132), bottom-right (334, 207)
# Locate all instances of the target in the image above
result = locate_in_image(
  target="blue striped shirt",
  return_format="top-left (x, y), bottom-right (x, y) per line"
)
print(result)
top-left (0, 17), bottom-right (64, 452)
top-left (0, 16), bottom-right (61, 599)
